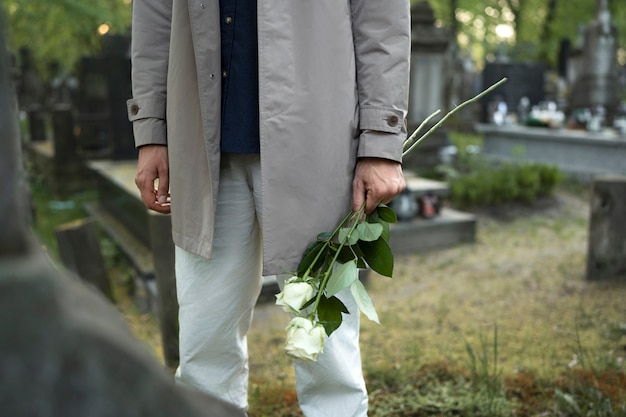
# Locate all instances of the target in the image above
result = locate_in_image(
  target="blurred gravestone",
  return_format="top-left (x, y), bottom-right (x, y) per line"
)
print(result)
top-left (586, 176), bottom-right (626, 281)
top-left (0, 12), bottom-right (244, 417)
top-left (101, 34), bottom-right (137, 160)
top-left (569, 0), bottom-right (620, 124)
top-left (481, 62), bottom-right (545, 123)
top-left (16, 47), bottom-right (46, 142)
top-left (75, 55), bottom-right (111, 155)
top-left (405, 1), bottom-right (455, 171)
top-left (55, 218), bottom-right (114, 301)
top-left (47, 60), bottom-right (79, 162)
top-left (75, 34), bottom-right (136, 159)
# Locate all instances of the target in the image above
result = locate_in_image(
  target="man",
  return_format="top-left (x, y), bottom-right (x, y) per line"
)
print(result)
top-left (127, 0), bottom-right (410, 415)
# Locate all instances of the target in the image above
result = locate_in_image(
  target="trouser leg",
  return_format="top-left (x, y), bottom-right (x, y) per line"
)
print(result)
top-left (277, 276), bottom-right (369, 417)
top-left (174, 154), bottom-right (263, 411)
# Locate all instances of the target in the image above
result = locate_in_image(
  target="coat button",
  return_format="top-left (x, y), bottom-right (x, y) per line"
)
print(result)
top-left (209, 73), bottom-right (215, 79)
top-left (225, 16), bottom-right (233, 24)
top-left (200, 3), bottom-right (205, 9)
top-left (387, 115), bottom-right (399, 127)
top-left (130, 104), bottom-right (139, 115)
top-left (222, 70), bottom-right (228, 78)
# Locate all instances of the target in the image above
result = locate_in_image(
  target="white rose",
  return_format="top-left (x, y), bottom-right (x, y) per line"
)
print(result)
top-left (284, 317), bottom-right (326, 361)
top-left (275, 278), bottom-right (316, 313)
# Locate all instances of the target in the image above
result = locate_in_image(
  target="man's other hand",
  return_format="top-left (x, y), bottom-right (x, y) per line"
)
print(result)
top-left (135, 144), bottom-right (171, 214)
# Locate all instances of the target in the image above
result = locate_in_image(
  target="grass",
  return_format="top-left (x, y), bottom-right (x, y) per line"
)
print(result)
top-left (243, 188), bottom-right (626, 416)
top-left (26, 165), bottom-right (626, 416)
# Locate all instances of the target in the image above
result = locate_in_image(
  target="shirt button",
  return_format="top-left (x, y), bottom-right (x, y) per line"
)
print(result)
top-left (222, 70), bottom-right (228, 78)
top-left (387, 115), bottom-right (399, 127)
top-left (225, 16), bottom-right (233, 24)
top-left (200, 3), bottom-right (205, 9)
top-left (209, 74), bottom-right (215, 79)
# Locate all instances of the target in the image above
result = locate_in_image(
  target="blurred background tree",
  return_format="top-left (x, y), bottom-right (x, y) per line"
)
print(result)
top-left (424, 0), bottom-right (625, 69)
top-left (2, 0), bottom-right (624, 77)
top-left (3, 0), bottom-right (131, 76)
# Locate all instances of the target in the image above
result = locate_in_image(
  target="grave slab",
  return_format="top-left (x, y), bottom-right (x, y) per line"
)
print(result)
top-left (477, 124), bottom-right (626, 180)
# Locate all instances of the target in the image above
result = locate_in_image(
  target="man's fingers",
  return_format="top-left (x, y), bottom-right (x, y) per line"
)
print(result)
top-left (364, 191), bottom-right (378, 214)
top-left (352, 180), bottom-right (366, 213)
top-left (135, 145), bottom-right (171, 214)
top-left (136, 177), bottom-right (171, 214)
top-left (156, 172), bottom-right (170, 204)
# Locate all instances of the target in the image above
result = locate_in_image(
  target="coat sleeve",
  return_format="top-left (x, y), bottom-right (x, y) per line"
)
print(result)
top-left (126, 0), bottom-right (173, 148)
top-left (350, 0), bottom-right (411, 162)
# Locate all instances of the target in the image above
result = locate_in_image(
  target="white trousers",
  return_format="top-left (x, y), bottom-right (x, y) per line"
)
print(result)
top-left (174, 154), bottom-right (368, 416)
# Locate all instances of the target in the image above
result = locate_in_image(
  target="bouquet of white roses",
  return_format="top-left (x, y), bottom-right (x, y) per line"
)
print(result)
top-left (276, 78), bottom-right (507, 361)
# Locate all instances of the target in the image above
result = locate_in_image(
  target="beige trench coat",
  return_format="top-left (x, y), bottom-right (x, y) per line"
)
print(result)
top-left (127, 0), bottom-right (410, 275)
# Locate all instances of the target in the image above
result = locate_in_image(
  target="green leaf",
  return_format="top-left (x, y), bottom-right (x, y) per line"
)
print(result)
top-left (297, 240), bottom-right (326, 276)
top-left (336, 246), bottom-right (355, 264)
top-left (380, 219), bottom-right (390, 243)
top-left (358, 237), bottom-right (394, 277)
top-left (325, 260), bottom-right (358, 297)
top-left (317, 231), bottom-right (332, 241)
top-left (376, 204), bottom-right (398, 223)
top-left (336, 246), bottom-right (368, 269)
top-left (356, 222), bottom-right (383, 242)
top-left (338, 227), bottom-right (359, 246)
top-left (366, 210), bottom-right (380, 223)
top-left (317, 295), bottom-right (349, 336)
top-left (367, 208), bottom-right (390, 242)
top-left (350, 279), bottom-right (379, 324)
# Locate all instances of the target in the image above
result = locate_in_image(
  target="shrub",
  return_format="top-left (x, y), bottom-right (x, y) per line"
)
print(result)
top-left (448, 162), bottom-right (563, 209)
top-left (425, 131), bottom-right (564, 209)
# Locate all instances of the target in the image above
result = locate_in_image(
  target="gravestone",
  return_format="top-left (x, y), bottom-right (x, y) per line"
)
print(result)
top-left (75, 55), bottom-right (112, 155)
top-left (47, 60), bottom-right (79, 161)
top-left (408, 1), bottom-right (454, 125)
top-left (405, 1), bottom-right (455, 171)
top-left (481, 62), bottom-right (545, 124)
top-left (16, 47), bottom-right (46, 142)
top-left (568, 0), bottom-right (620, 124)
top-left (75, 34), bottom-right (136, 159)
top-left (101, 34), bottom-right (137, 160)
top-left (55, 218), bottom-right (114, 301)
top-left (586, 176), bottom-right (626, 280)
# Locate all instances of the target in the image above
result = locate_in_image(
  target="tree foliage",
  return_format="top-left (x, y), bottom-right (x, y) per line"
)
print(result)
top-left (4, 0), bottom-right (625, 77)
top-left (3, 0), bottom-right (131, 76)
top-left (424, 0), bottom-right (625, 68)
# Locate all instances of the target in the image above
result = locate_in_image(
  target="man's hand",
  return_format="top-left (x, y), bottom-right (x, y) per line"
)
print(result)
top-left (352, 157), bottom-right (406, 214)
top-left (135, 144), bottom-right (171, 214)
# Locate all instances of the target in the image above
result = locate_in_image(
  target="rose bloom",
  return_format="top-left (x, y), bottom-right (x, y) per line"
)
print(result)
top-left (284, 317), bottom-right (326, 361)
top-left (275, 277), bottom-right (315, 313)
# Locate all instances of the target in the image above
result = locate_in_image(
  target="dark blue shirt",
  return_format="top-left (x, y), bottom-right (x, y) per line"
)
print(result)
top-left (219, 0), bottom-right (260, 153)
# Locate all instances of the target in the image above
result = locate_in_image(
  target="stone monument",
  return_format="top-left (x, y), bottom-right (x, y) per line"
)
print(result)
top-left (568, 0), bottom-right (620, 125)
top-left (16, 46), bottom-right (46, 142)
top-left (405, 1), bottom-right (456, 171)
top-left (75, 34), bottom-right (136, 159)
top-left (586, 176), bottom-right (626, 281)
